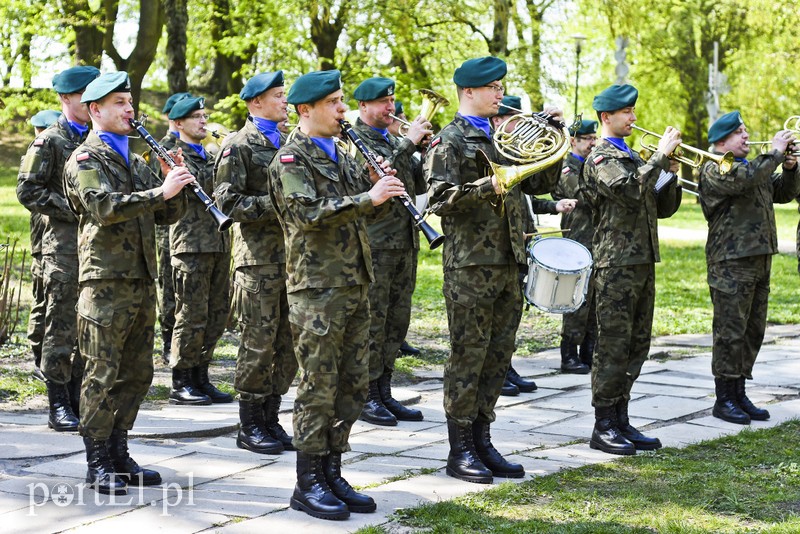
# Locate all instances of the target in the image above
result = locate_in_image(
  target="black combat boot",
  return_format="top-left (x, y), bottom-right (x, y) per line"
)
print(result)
top-left (192, 363), bottom-right (234, 403)
top-left (589, 405), bottom-right (636, 455)
top-left (290, 451), bottom-right (350, 520)
top-left (107, 429), bottom-right (162, 486)
top-left (83, 436), bottom-right (127, 495)
top-left (506, 365), bottom-right (538, 393)
top-left (712, 377), bottom-right (751, 425)
top-left (445, 420), bottom-right (493, 484)
top-left (169, 368), bottom-right (212, 405)
top-left (378, 371), bottom-right (423, 421)
top-left (734, 377), bottom-right (770, 421)
top-left (67, 364), bottom-right (83, 417)
top-left (616, 400), bottom-right (662, 450)
top-left (399, 340), bottom-right (421, 356)
top-left (236, 400), bottom-right (283, 454)
top-left (46, 380), bottom-right (79, 432)
top-left (359, 380), bottom-right (397, 426)
top-left (161, 328), bottom-right (172, 366)
top-left (323, 452), bottom-right (376, 513)
top-left (579, 329), bottom-right (596, 368)
top-left (500, 377), bottom-right (519, 396)
top-left (263, 394), bottom-right (295, 450)
top-left (561, 339), bottom-right (590, 374)
top-left (472, 420), bottom-right (525, 478)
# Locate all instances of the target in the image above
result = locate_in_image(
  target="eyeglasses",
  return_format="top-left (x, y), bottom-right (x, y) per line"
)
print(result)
top-left (576, 135), bottom-right (597, 142)
top-left (188, 113), bottom-right (209, 121)
top-left (483, 84), bottom-right (505, 94)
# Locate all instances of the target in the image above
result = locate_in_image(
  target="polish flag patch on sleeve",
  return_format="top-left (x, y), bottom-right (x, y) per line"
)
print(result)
top-left (430, 137), bottom-right (441, 148)
top-left (76, 153), bottom-right (90, 162)
top-left (222, 147), bottom-right (231, 158)
top-left (593, 155), bottom-right (605, 164)
top-left (33, 139), bottom-right (44, 147)
top-left (562, 167), bottom-right (570, 174)
top-left (280, 154), bottom-right (296, 164)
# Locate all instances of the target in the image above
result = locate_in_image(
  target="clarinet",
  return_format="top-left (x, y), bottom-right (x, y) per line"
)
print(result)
top-left (129, 117), bottom-right (233, 232)
top-left (339, 119), bottom-right (444, 250)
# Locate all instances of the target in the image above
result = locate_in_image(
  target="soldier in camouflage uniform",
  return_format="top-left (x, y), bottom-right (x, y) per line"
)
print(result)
top-left (153, 92), bottom-right (192, 364)
top-left (64, 72), bottom-right (191, 495)
top-left (579, 84), bottom-right (682, 456)
top-left (214, 71), bottom-right (296, 454)
top-left (424, 57), bottom-right (561, 484)
top-left (17, 66), bottom-right (100, 432)
top-left (351, 77), bottom-right (431, 427)
top-left (553, 119), bottom-right (599, 374)
top-left (157, 96), bottom-right (233, 407)
top-left (698, 110), bottom-right (800, 425)
top-left (269, 70), bottom-right (405, 520)
top-left (27, 109), bottom-right (62, 382)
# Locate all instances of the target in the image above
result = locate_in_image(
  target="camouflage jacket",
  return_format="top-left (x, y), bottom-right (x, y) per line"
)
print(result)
top-left (268, 129), bottom-right (381, 292)
top-left (16, 115), bottom-right (84, 256)
top-left (168, 139), bottom-right (229, 254)
top-left (699, 150), bottom-right (799, 263)
top-left (64, 131), bottom-right (187, 282)
top-left (579, 139), bottom-right (681, 268)
top-left (214, 119), bottom-right (285, 267)
top-left (553, 152), bottom-right (594, 249)
top-left (423, 114), bottom-right (559, 270)
top-left (352, 118), bottom-right (425, 250)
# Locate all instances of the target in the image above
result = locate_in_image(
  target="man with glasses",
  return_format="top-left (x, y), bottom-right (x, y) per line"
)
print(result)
top-left (553, 119), bottom-right (599, 374)
top-left (162, 96), bottom-right (233, 407)
top-left (424, 57), bottom-right (562, 484)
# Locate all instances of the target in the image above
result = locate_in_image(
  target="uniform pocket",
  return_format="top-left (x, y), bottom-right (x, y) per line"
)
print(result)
top-left (287, 289), bottom-right (331, 336)
top-left (707, 272), bottom-right (738, 295)
top-left (77, 295), bottom-right (113, 328)
top-left (442, 277), bottom-right (478, 309)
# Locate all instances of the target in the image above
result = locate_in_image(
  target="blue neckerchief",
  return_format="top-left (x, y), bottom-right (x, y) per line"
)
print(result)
top-left (252, 116), bottom-right (281, 148)
top-left (311, 137), bottom-right (338, 162)
top-left (604, 137), bottom-right (634, 158)
top-left (458, 113), bottom-right (491, 138)
top-left (369, 125), bottom-right (390, 142)
top-left (67, 120), bottom-right (88, 138)
top-left (170, 130), bottom-right (179, 138)
top-left (185, 141), bottom-right (206, 160)
top-left (96, 130), bottom-right (129, 165)
top-left (571, 153), bottom-right (585, 163)
top-left (735, 157), bottom-right (749, 167)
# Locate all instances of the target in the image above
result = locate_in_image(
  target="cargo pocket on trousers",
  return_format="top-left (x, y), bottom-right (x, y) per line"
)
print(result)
top-left (288, 293), bottom-right (331, 337)
top-left (234, 270), bottom-right (262, 325)
top-left (707, 272), bottom-right (738, 296)
top-left (76, 296), bottom-right (114, 360)
top-left (442, 277), bottom-right (485, 340)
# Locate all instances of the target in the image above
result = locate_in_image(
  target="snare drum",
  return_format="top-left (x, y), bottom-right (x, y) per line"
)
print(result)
top-left (524, 237), bottom-right (592, 313)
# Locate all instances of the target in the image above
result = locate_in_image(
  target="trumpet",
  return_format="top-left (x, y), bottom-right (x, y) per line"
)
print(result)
top-left (784, 115), bottom-right (800, 132)
top-left (633, 125), bottom-right (734, 173)
top-left (746, 141), bottom-right (800, 156)
top-left (390, 89), bottom-right (449, 136)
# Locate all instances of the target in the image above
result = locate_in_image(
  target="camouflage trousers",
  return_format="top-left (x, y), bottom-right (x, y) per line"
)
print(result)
top-left (233, 263), bottom-right (297, 402)
top-left (443, 264), bottom-right (523, 426)
top-left (288, 285), bottom-right (370, 455)
top-left (156, 226), bottom-right (175, 337)
top-left (41, 254), bottom-right (81, 384)
top-left (76, 279), bottom-right (156, 440)
top-left (233, 264), bottom-right (297, 401)
top-left (591, 264), bottom-right (655, 407)
top-left (27, 253), bottom-right (45, 368)
top-left (708, 256), bottom-right (771, 379)
top-left (561, 276), bottom-right (596, 345)
top-left (367, 248), bottom-right (417, 382)
top-left (170, 252), bottom-right (231, 370)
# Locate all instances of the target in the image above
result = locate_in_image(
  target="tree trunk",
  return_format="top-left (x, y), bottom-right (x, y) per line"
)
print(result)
top-left (309, 1), bottom-right (350, 71)
top-left (65, 0), bottom-right (106, 66)
top-left (489, 0), bottom-right (511, 56)
top-left (163, 0), bottom-right (188, 93)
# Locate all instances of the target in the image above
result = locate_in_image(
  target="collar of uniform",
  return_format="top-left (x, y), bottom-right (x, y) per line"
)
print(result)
top-left (242, 119), bottom-right (278, 149)
top-left (354, 117), bottom-right (394, 147)
top-left (596, 137), bottom-right (632, 159)
top-left (56, 114), bottom-right (84, 142)
top-left (289, 129), bottom-right (341, 181)
top-left (175, 137), bottom-right (212, 163)
top-left (84, 131), bottom-right (129, 168)
top-left (453, 114), bottom-right (492, 140)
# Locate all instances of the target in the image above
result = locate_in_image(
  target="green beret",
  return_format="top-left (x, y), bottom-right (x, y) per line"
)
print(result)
top-left (31, 110), bottom-right (62, 129)
top-left (570, 119), bottom-right (598, 136)
top-left (453, 56), bottom-right (507, 88)
top-left (240, 71), bottom-right (284, 100)
top-left (163, 92), bottom-right (192, 114)
top-left (592, 84), bottom-right (638, 112)
top-left (169, 96), bottom-right (205, 120)
top-left (353, 77), bottom-right (395, 101)
top-left (708, 111), bottom-right (744, 144)
top-left (498, 95), bottom-right (522, 116)
top-left (287, 70), bottom-right (343, 105)
top-left (81, 72), bottom-right (131, 103)
top-left (52, 66), bottom-right (100, 94)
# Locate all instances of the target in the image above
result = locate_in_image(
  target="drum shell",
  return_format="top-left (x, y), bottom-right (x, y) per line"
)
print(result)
top-left (524, 237), bottom-right (592, 314)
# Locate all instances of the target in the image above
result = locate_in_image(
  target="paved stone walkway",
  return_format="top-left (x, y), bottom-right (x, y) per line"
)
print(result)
top-left (2, 325), bottom-right (799, 533)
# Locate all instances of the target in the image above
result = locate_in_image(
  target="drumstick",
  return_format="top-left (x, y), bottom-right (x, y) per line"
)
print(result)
top-left (524, 229), bottom-right (571, 239)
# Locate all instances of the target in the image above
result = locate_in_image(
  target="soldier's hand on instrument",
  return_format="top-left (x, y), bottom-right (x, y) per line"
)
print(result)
top-left (406, 116), bottom-right (434, 146)
top-left (543, 106), bottom-right (564, 122)
top-left (771, 129), bottom-right (795, 154)
top-left (555, 198), bottom-right (577, 214)
top-left (162, 166), bottom-right (195, 200)
top-left (657, 126), bottom-right (682, 157)
top-left (367, 155), bottom-right (397, 184)
top-left (157, 147), bottom-right (185, 176)
top-left (668, 159), bottom-right (680, 173)
top-left (368, 175), bottom-right (406, 206)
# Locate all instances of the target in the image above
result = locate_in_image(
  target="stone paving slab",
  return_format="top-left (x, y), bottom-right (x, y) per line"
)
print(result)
top-left (0, 425), bottom-right (85, 459)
